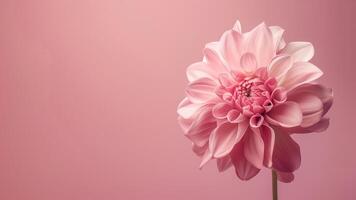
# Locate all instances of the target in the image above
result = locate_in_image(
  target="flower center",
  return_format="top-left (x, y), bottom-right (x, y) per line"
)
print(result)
top-left (236, 79), bottom-right (252, 97)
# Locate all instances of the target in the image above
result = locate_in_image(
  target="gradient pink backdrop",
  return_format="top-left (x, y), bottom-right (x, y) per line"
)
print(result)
top-left (0, 0), bottom-right (354, 199)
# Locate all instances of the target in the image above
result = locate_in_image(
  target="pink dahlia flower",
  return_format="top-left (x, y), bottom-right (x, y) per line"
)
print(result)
top-left (177, 20), bottom-right (333, 183)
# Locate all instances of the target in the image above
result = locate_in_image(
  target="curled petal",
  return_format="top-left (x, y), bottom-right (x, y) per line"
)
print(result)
top-left (266, 102), bottom-right (303, 127)
top-left (271, 88), bottom-right (287, 104)
top-left (286, 118), bottom-right (330, 134)
top-left (272, 131), bottom-right (301, 172)
top-left (290, 94), bottom-right (323, 115)
top-left (250, 114), bottom-right (264, 128)
top-left (231, 143), bottom-right (261, 180)
top-left (263, 99), bottom-right (273, 113)
top-left (288, 83), bottom-right (333, 116)
top-left (300, 109), bottom-right (323, 127)
top-left (280, 42), bottom-right (314, 62)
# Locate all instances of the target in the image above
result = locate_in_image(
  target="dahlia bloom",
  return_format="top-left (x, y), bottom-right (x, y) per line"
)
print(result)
top-left (177, 20), bottom-right (333, 183)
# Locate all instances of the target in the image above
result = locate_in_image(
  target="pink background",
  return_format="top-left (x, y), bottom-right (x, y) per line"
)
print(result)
top-left (0, 0), bottom-right (354, 199)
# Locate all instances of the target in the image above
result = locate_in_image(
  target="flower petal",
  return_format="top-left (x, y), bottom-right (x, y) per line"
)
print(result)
top-left (186, 77), bottom-right (217, 103)
top-left (240, 52), bottom-right (257, 74)
top-left (212, 103), bottom-right (232, 119)
top-left (266, 102), bottom-right (303, 127)
top-left (222, 30), bottom-right (243, 71)
top-left (209, 121), bottom-right (248, 158)
top-left (280, 42), bottom-right (314, 62)
top-left (269, 26), bottom-right (284, 52)
top-left (233, 20), bottom-right (242, 33)
top-left (230, 143), bottom-right (261, 180)
top-left (272, 131), bottom-right (301, 172)
top-left (186, 62), bottom-right (216, 82)
top-left (276, 171), bottom-right (294, 183)
top-left (185, 106), bottom-right (216, 147)
top-left (243, 22), bottom-right (274, 67)
top-left (192, 143), bottom-right (208, 156)
top-left (279, 62), bottom-right (323, 92)
top-left (289, 94), bottom-right (323, 115)
top-left (243, 128), bottom-right (265, 169)
top-left (217, 156), bottom-right (233, 172)
top-left (268, 55), bottom-right (292, 81)
top-left (177, 97), bottom-right (203, 119)
top-left (285, 118), bottom-right (330, 134)
top-left (199, 149), bottom-right (212, 169)
top-left (250, 114), bottom-right (264, 128)
top-left (261, 125), bottom-right (275, 168)
top-left (288, 83), bottom-right (333, 116)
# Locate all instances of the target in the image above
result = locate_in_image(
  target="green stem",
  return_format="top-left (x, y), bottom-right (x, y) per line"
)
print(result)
top-left (272, 170), bottom-right (278, 200)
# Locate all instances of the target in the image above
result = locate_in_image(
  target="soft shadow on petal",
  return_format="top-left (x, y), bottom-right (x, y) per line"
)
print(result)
top-left (230, 143), bottom-right (261, 180)
top-left (261, 125), bottom-right (275, 168)
top-left (217, 155), bottom-right (233, 172)
top-left (209, 121), bottom-right (248, 158)
top-left (266, 101), bottom-right (302, 127)
top-left (212, 102), bottom-right (232, 119)
top-left (285, 118), bottom-right (330, 134)
top-left (288, 83), bottom-right (333, 116)
top-left (243, 128), bottom-right (265, 169)
top-left (276, 171), bottom-right (295, 183)
top-left (272, 131), bottom-right (301, 172)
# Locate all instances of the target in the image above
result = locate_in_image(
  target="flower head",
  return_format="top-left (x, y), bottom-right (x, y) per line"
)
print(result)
top-left (177, 20), bottom-right (333, 182)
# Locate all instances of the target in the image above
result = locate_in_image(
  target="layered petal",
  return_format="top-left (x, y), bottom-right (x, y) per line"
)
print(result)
top-left (272, 131), bottom-right (301, 172)
top-left (231, 143), bottom-right (261, 180)
top-left (217, 155), bottom-right (233, 172)
top-left (185, 106), bottom-right (216, 147)
top-left (177, 97), bottom-right (203, 119)
top-left (268, 55), bottom-right (292, 81)
top-left (276, 171), bottom-right (294, 183)
top-left (209, 121), bottom-right (248, 158)
top-left (242, 22), bottom-right (275, 67)
top-left (260, 125), bottom-right (275, 167)
top-left (186, 77), bottom-right (218, 103)
top-left (280, 62), bottom-right (323, 92)
top-left (280, 42), bottom-right (314, 62)
top-left (266, 102), bottom-right (303, 127)
top-left (243, 128), bottom-right (265, 169)
top-left (269, 26), bottom-right (285, 52)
